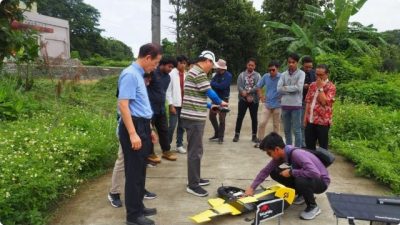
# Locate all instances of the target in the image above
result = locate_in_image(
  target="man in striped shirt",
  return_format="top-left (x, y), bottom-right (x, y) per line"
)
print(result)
top-left (181, 50), bottom-right (228, 197)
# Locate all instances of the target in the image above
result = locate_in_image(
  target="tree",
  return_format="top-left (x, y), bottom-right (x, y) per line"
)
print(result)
top-left (0, 0), bottom-right (38, 69)
top-left (264, 0), bottom-right (382, 58)
top-left (37, 0), bottom-right (133, 60)
top-left (260, 0), bottom-right (333, 62)
top-left (169, 0), bottom-right (184, 54)
top-left (172, 0), bottom-right (266, 75)
top-left (37, 0), bottom-right (101, 59)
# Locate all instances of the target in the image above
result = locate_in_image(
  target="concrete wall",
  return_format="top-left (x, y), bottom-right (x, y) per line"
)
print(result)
top-left (2, 63), bottom-right (123, 80)
top-left (23, 12), bottom-right (70, 59)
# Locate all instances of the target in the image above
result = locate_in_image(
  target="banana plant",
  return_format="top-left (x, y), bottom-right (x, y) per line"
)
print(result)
top-left (264, 0), bottom-right (381, 57)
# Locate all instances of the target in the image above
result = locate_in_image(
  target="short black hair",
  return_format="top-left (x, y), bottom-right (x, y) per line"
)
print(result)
top-left (259, 132), bottom-right (285, 151)
top-left (247, 58), bottom-right (257, 65)
top-left (288, 53), bottom-right (300, 62)
top-left (316, 64), bottom-right (330, 74)
top-left (138, 43), bottom-right (163, 59)
top-left (268, 60), bottom-right (280, 68)
top-left (302, 55), bottom-right (313, 64)
top-left (159, 57), bottom-right (177, 67)
top-left (188, 59), bottom-right (197, 65)
top-left (176, 55), bottom-right (188, 63)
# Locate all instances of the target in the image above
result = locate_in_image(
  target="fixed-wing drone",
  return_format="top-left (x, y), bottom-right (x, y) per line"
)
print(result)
top-left (191, 184), bottom-right (295, 223)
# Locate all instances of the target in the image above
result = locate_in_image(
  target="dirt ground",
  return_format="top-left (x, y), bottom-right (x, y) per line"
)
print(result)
top-left (50, 86), bottom-right (391, 225)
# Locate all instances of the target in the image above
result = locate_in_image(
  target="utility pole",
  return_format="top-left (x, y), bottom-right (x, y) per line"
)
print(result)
top-left (152, 0), bottom-right (161, 44)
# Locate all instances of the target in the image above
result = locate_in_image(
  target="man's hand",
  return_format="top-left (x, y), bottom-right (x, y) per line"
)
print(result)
top-left (245, 187), bottom-right (254, 196)
top-left (169, 105), bottom-right (176, 115)
top-left (316, 77), bottom-right (324, 89)
top-left (151, 130), bottom-right (158, 144)
top-left (303, 117), bottom-right (308, 128)
top-left (280, 169), bottom-right (291, 178)
top-left (220, 101), bottom-right (228, 107)
top-left (240, 90), bottom-right (247, 97)
top-left (304, 83), bottom-right (309, 89)
top-left (259, 95), bottom-right (265, 102)
top-left (130, 133), bottom-right (142, 151)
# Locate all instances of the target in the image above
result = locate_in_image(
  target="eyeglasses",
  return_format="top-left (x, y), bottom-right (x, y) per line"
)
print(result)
top-left (268, 69), bottom-right (276, 72)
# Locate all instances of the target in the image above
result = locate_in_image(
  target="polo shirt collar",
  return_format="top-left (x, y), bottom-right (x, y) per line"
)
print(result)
top-left (132, 62), bottom-right (145, 75)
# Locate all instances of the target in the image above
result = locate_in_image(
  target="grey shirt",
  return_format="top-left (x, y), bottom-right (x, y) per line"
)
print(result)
top-left (237, 70), bottom-right (261, 103)
top-left (277, 69), bottom-right (305, 108)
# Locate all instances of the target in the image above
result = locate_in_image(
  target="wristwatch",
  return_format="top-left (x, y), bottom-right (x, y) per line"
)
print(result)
top-left (318, 88), bottom-right (324, 92)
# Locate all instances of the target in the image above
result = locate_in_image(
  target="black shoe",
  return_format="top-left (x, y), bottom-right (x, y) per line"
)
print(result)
top-left (209, 135), bottom-right (218, 141)
top-left (233, 134), bottom-right (239, 142)
top-left (252, 135), bottom-right (258, 143)
top-left (186, 186), bottom-right (208, 197)
top-left (199, 178), bottom-right (210, 186)
top-left (144, 190), bottom-right (157, 200)
top-left (143, 207), bottom-right (157, 216)
top-left (108, 192), bottom-right (123, 208)
top-left (127, 215), bottom-right (155, 225)
top-left (218, 138), bottom-right (223, 144)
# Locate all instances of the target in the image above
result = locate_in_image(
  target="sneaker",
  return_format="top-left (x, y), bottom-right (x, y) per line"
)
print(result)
top-left (147, 154), bottom-right (161, 164)
top-left (186, 186), bottom-right (208, 197)
top-left (162, 151), bottom-right (177, 161)
top-left (199, 178), bottom-right (210, 186)
top-left (108, 192), bottom-right (123, 208)
top-left (293, 195), bottom-right (305, 205)
top-left (300, 205), bottom-right (321, 220)
top-left (176, 146), bottom-right (186, 154)
top-left (209, 135), bottom-right (219, 141)
top-left (146, 162), bottom-right (157, 168)
top-left (233, 134), bottom-right (239, 142)
top-left (144, 190), bottom-right (157, 200)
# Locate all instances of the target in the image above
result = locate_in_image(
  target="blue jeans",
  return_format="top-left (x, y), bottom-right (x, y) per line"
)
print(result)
top-left (281, 109), bottom-right (302, 147)
top-left (168, 107), bottom-right (184, 147)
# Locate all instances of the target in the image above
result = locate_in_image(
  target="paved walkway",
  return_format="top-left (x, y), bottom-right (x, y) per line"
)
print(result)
top-left (50, 87), bottom-right (390, 225)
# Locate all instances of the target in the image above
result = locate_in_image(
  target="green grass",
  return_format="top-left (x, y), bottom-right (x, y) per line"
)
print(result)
top-left (331, 101), bottom-right (400, 194)
top-left (0, 75), bottom-right (119, 225)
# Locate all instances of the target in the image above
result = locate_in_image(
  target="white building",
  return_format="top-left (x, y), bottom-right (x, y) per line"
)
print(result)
top-left (24, 12), bottom-right (70, 59)
top-left (18, 3), bottom-right (70, 59)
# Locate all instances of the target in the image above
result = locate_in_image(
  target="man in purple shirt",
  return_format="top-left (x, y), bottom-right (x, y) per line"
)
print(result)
top-left (245, 132), bottom-right (330, 220)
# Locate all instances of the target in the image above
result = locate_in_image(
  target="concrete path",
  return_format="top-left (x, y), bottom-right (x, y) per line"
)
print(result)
top-left (50, 87), bottom-right (390, 225)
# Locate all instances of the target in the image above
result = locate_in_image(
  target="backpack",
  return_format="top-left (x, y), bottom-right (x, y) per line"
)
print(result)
top-left (289, 147), bottom-right (335, 167)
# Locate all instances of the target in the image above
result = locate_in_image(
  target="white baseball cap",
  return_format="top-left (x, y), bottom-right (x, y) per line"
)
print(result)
top-left (199, 50), bottom-right (219, 68)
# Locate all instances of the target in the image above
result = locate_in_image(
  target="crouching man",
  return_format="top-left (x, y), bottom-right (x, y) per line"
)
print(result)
top-left (245, 132), bottom-right (330, 220)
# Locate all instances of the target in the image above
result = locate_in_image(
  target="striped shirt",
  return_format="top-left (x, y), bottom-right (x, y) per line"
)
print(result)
top-left (181, 64), bottom-right (211, 121)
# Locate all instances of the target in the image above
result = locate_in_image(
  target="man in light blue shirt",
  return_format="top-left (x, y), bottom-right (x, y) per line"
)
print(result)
top-left (255, 60), bottom-right (282, 147)
top-left (118, 43), bottom-right (161, 225)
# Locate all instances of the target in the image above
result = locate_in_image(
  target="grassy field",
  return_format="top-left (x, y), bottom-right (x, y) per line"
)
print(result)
top-left (0, 75), bottom-right (119, 225)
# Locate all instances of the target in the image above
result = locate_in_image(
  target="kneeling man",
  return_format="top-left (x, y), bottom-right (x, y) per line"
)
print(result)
top-left (245, 132), bottom-right (330, 220)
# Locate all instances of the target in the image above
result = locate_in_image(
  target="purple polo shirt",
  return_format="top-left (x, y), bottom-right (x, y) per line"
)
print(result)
top-left (250, 145), bottom-right (330, 189)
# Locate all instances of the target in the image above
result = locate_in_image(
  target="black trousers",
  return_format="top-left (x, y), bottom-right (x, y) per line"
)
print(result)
top-left (119, 117), bottom-right (151, 222)
top-left (150, 113), bottom-right (171, 153)
top-left (209, 110), bottom-right (227, 139)
top-left (234, 99), bottom-right (259, 135)
top-left (270, 168), bottom-right (327, 206)
top-left (305, 123), bottom-right (330, 150)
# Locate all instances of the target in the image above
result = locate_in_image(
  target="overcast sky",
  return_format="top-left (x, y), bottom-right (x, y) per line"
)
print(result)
top-left (83, 0), bottom-right (400, 56)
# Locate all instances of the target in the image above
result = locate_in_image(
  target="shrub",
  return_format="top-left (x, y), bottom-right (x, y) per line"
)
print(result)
top-left (316, 53), bottom-right (362, 83)
top-left (0, 76), bottom-right (118, 225)
top-left (337, 81), bottom-right (400, 109)
top-left (331, 101), bottom-right (400, 193)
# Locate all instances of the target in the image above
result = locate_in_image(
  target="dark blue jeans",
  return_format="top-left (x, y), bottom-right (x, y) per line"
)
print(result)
top-left (168, 107), bottom-right (184, 147)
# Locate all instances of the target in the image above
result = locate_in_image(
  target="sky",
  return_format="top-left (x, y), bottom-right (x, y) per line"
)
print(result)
top-left (83, 0), bottom-right (400, 56)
